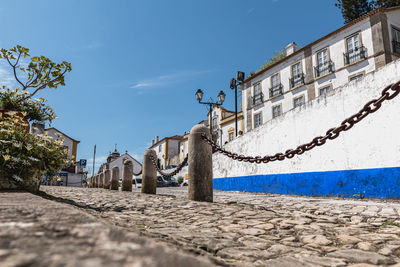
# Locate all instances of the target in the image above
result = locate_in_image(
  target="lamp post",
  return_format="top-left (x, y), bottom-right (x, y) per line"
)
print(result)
top-left (230, 71), bottom-right (245, 137)
top-left (195, 89), bottom-right (226, 140)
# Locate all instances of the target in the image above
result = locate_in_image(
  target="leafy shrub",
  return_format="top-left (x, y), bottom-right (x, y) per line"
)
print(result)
top-left (0, 112), bottom-right (68, 192)
top-left (0, 87), bottom-right (56, 122)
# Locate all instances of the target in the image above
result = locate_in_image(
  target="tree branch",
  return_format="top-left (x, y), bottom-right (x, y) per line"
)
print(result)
top-left (8, 56), bottom-right (26, 90)
top-left (25, 68), bottom-right (68, 99)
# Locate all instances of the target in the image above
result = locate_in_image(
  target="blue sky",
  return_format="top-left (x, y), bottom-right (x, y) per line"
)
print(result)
top-left (0, 0), bottom-right (344, 173)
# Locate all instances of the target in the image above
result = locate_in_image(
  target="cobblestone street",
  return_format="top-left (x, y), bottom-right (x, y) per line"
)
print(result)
top-left (40, 186), bottom-right (400, 266)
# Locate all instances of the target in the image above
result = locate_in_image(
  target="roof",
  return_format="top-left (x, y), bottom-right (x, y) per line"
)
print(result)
top-left (149, 135), bottom-right (183, 149)
top-left (243, 6), bottom-right (400, 84)
top-left (207, 105), bottom-right (234, 116)
top-left (45, 127), bottom-right (80, 143)
top-left (109, 152), bottom-right (142, 166)
top-left (220, 111), bottom-right (243, 126)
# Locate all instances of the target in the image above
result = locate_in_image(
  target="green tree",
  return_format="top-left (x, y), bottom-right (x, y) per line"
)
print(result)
top-left (0, 45), bottom-right (71, 101)
top-left (371, 0), bottom-right (400, 7)
top-left (259, 48), bottom-right (286, 71)
top-left (335, 0), bottom-right (373, 24)
top-left (0, 45), bottom-right (72, 193)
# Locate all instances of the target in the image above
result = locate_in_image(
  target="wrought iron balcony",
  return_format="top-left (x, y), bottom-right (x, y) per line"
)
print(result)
top-left (393, 40), bottom-right (400, 55)
top-left (314, 61), bottom-right (333, 78)
top-left (252, 92), bottom-right (264, 105)
top-left (269, 84), bottom-right (283, 98)
top-left (289, 73), bottom-right (305, 88)
top-left (343, 46), bottom-right (366, 65)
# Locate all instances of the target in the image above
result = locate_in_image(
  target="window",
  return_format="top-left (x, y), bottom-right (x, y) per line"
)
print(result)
top-left (254, 113), bottom-right (262, 128)
top-left (290, 62), bottom-right (304, 88)
top-left (159, 145), bottom-right (162, 152)
top-left (344, 34), bottom-right (365, 64)
top-left (271, 73), bottom-right (279, 88)
top-left (319, 86), bottom-right (330, 96)
top-left (293, 96), bottom-right (304, 108)
top-left (252, 83), bottom-right (263, 105)
top-left (315, 49), bottom-right (332, 77)
top-left (392, 27), bottom-right (400, 54)
top-left (270, 73), bottom-right (283, 97)
top-left (229, 132), bottom-right (234, 142)
top-left (349, 73), bottom-right (364, 82)
top-left (272, 105), bottom-right (281, 118)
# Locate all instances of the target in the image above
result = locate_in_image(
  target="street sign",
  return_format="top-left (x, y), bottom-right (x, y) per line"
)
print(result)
top-left (80, 159), bottom-right (87, 167)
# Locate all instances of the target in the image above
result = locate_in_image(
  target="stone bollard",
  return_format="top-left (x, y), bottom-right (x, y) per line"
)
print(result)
top-left (104, 169), bottom-right (111, 189)
top-left (121, 160), bottom-right (133, 191)
top-left (110, 167), bottom-right (119, 190)
top-left (88, 177), bottom-right (92, 188)
top-left (98, 173), bottom-right (104, 188)
top-left (188, 124), bottom-right (213, 202)
top-left (141, 149), bottom-right (157, 194)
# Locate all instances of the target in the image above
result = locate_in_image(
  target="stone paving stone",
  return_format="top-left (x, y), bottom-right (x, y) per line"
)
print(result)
top-left (40, 186), bottom-right (400, 266)
top-left (0, 191), bottom-right (214, 267)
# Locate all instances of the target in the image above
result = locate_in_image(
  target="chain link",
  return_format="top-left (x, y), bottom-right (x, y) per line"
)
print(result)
top-left (148, 154), bottom-right (188, 178)
top-left (202, 81), bottom-right (400, 164)
top-left (132, 169), bottom-right (142, 176)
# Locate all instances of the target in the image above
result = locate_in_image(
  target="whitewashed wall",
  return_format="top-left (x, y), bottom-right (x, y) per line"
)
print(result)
top-left (46, 129), bottom-right (74, 160)
top-left (108, 153), bottom-right (142, 179)
top-left (214, 59), bottom-right (400, 178)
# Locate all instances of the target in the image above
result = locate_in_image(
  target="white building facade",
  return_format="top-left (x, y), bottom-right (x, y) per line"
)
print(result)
top-left (243, 7), bottom-right (400, 133)
top-left (149, 135), bottom-right (182, 169)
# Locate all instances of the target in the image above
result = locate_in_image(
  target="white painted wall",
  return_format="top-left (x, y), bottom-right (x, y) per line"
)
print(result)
top-left (108, 153), bottom-right (142, 179)
top-left (214, 59), bottom-right (400, 178)
top-left (179, 137), bottom-right (189, 162)
top-left (46, 128), bottom-right (74, 160)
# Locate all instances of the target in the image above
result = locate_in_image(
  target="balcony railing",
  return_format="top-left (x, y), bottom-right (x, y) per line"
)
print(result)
top-left (289, 73), bottom-right (305, 88)
top-left (252, 92), bottom-right (264, 105)
top-left (343, 46), bottom-right (366, 65)
top-left (314, 61), bottom-right (333, 78)
top-left (393, 40), bottom-right (400, 55)
top-left (269, 84), bottom-right (283, 98)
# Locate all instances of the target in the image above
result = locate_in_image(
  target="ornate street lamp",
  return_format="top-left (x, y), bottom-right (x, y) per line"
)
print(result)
top-left (195, 89), bottom-right (226, 137)
top-left (230, 71), bottom-right (245, 137)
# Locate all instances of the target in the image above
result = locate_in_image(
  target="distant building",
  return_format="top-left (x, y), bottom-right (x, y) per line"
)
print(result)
top-left (98, 149), bottom-right (142, 180)
top-left (32, 123), bottom-right (80, 162)
top-left (149, 135), bottom-right (182, 169)
top-left (31, 122), bottom-right (83, 187)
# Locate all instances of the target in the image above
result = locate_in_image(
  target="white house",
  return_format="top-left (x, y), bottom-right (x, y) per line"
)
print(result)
top-left (242, 6), bottom-right (400, 133)
top-left (97, 149), bottom-right (142, 180)
top-left (149, 135), bottom-right (182, 169)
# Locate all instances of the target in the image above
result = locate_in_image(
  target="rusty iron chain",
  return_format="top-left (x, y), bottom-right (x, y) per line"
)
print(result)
top-left (202, 81), bottom-right (400, 164)
top-left (149, 154), bottom-right (188, 178)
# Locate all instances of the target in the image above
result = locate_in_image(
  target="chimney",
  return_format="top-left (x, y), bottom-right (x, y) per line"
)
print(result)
top-left (156, 136), bottom-right (159, 143)
top-left (152, 139), bottom-right (155, 146)
top-left (286, 42), bottom-right (297, 56)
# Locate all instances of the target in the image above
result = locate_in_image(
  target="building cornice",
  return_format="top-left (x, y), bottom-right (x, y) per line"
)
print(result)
top-left (243, 7), bottom-right (394, 85)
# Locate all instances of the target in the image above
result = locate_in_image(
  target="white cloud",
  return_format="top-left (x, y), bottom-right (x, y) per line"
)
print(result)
top-left (0, 61), bottom-right (16, 89)
top-left (131, 70), bottom-right (211, 90)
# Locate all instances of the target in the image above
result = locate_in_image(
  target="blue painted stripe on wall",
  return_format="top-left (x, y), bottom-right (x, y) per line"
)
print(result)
top-left (213, 167), bottom-right (400, 199)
